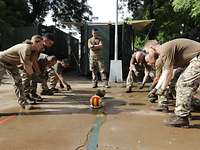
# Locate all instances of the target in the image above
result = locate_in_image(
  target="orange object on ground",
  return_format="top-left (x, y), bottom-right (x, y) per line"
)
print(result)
top-left (90, 95), bottom-right (102, 109)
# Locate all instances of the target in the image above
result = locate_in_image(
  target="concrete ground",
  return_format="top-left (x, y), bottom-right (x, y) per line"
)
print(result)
top-left (0, 74), bottom-right (200, 150)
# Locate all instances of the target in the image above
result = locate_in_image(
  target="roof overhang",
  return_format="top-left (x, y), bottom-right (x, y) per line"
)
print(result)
top-left (127, 19), bottom-right (155, 30)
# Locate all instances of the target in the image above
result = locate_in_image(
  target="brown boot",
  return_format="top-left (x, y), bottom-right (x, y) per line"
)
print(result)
top-left (164, 115), bottom-right (189, 128)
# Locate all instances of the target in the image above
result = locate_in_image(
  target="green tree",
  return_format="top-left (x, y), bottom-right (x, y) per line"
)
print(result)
top-left (172, 0), bottom-right (200, 18)
top-left (0, 0), bottom-right (29, 33)
top-left (121, 0), bottom-right (200, 44)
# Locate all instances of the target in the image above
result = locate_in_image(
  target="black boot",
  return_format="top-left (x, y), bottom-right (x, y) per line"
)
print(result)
top-left (18, 100), bottom-right (32, 110)
top-left (165, 115), bottom-right (189, 128)
top-left (126, 86), bottom-right (132, 93)
top-left (25, 95), bottom-right (36, 104)
top-left (103, 81), bottom-right (110, 88)
top-left (92, 82), bottom-right (98, 88)
top-left (148, 93), bottom-right (158, 103)
top-left (66, 84), bottom-right (72, 91)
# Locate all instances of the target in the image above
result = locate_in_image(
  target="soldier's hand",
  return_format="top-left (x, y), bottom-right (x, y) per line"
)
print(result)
top-left (148, 88), bottom-right (157, 97)
top-left (156, 89), bottom-right (166, 96)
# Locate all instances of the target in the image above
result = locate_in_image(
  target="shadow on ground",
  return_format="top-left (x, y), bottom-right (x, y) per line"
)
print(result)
top-left (0, 90), bottom-right (138, 117)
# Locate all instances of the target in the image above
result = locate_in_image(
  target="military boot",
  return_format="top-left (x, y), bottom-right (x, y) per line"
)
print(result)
top-left (103, 81), bottom-right (110, 88)
top-left (148, 93), bottom-right (158, 103)
top-left (25, 95), bottom-right (36, 104)
top-left (92, 81), bottom-right (98, 88)
top-left (18, 100), bottom-right (32, 110)
top-left (31, 93), bottom-right (43, 102)
top-left (66, 84), bottom-right (72, 91)
top-left (126, 86), bottom-right (132, 93)
top-left (165, 115), bottom-right (189, 128)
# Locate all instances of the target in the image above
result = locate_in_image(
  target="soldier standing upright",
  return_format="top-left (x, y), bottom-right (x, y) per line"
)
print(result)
top-left (88, 28), bottom-right (109, 88)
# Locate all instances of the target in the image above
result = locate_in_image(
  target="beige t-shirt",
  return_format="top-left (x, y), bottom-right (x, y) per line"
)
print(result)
top-left (88, 36), bottom-right (103, 57)
top-left (157, 38), bottom-right (200, 70)
top-left (0, 43), bottom-right (33, 66)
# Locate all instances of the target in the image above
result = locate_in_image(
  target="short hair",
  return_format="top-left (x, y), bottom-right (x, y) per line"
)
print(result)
top-left (92, 28), bottom-right (98, 33)
top-left (43, 33), bottom-right (54, 41)
top-left (31, 35), bottom-right (43, 43)
top-left (144, 40), bottom-right (159, 48)
top-left (47, 55), bottom-right (57, 62)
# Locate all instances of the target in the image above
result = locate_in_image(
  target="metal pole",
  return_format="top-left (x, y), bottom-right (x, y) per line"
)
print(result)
top-left (114, 0), bottom-right (118, 61)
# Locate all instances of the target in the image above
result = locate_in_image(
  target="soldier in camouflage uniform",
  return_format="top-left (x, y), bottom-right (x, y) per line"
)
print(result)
top-left (0, 35), bottom-right (44, 109)
top-left (49, 60), bottom-right (72, 92)
top-left (144, 38), bottom-right (200, 128)
top-left (126, 51), bottom-right (154, 93)
top-left (88, 28), bottom-right (109, 88)
top-left (21, 34), bottom-right (54, 102)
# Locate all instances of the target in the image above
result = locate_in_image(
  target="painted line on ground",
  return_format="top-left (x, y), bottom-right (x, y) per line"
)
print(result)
top-left (87, 114), bottom-right (105, 150)
top-left (0, 116), bottom-right (16, 125)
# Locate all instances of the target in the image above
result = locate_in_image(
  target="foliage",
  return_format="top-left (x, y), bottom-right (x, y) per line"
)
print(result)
top-left (120, 0), bottom-right (200, 44)
top-left (172, 0), bottom-right (200, 18)
top-left (0, 0), bottom-right (29, 34)
top-left (0, 0), bottom-right (92, 35)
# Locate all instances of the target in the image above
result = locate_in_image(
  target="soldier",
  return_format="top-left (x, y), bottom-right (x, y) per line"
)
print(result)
top-left (126, 50), bottom-right (154, 93)
top-left (30, 33), bottom-right (55, 99)
top-left (0, 35), bottom-right (44, 109)
top-left (144, 38), bottom-right (200, 128)
top-left (88, 28), bottom-right (109, 88)
top-left (34, 53), bottom-right (57, 95)
top-left (49, 59), bottom-right (72, 92)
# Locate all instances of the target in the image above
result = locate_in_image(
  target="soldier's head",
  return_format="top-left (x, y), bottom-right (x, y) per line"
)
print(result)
top-left (30, 35), bottom-right (44, 52)
top-left (144, 40), bottom-right (160, 54)
top-left (92, 28), bottom-right (98, 38)
top-left (61, 59), bottom-right (69, 68)
top-left (135, 51), bottom-right (145, 63)
top-left (47, 55), bottom-right (57, 67)
top-left (43, 33), bottom-right (54, 49)
top-left (145, 52), bottom-right (159, 66)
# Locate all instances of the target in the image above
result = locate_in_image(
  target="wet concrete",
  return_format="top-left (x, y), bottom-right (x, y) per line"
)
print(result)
top-left (0, 75), bottom-right (200, 150)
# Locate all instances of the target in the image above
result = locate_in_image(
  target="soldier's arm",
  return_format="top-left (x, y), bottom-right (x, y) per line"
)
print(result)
top-left (155, 66), bottom-right (173, 91)
top-left (129, 53), bottom-right (137, 71)
top-left (142, 67), bottom-right (150, 85)
top-left (93, 40), bottom-right (103, 50)
top-left (31, 53), bottom-right (41, 73)
top-left (20, 47), bottom-right (33, 75)
top-left (88, 39), bottom-right (94, 49)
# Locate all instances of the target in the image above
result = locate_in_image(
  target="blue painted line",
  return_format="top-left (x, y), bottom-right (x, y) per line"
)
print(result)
top-left (87, 115), bottom-right (104, 150)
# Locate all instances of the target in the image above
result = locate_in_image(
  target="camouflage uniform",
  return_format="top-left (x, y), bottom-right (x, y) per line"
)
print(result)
top-left (88, 36), bottom-right (108, 86)
top-left (126, 52), bottom-right (154, 89)
top-left (49, 61), bottom-right (62, 89)
top-left (175, 56), bottom-right (200, 117)
top-left (0, 43), bottom-right (34, 105)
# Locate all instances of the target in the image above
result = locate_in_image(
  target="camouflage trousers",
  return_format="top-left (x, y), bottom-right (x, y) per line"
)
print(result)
top-left (48, 67), bottom-right (59, 89)
top-left (175, 56), bottom-right (200, 117)
top-left (126, 70), bottom-right (154, 88)
top-left (126, 70), bottom-right (138, 88)
top-left (0, 61), bottom-right (25, 103)
top-left (157, 68), bottom-right (184, 106)
top-left (89, 56), bottom-right (107, 82)
top-left (21, 70), bottom-right (32, 96)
